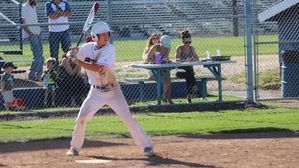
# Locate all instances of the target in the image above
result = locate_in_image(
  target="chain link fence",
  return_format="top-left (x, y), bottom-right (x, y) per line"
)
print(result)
top-left (255, 0), bottom-right (299, 108)
top-left (0, 0), bottom-right (295, 111)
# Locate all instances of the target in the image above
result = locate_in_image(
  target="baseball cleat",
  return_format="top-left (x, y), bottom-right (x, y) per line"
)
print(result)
top-left (66, 148), bottom-right (79, 156)
top-left (144, 147), bottom-right (154, 156)
top-left (187, 98), bottom-right (192, 104)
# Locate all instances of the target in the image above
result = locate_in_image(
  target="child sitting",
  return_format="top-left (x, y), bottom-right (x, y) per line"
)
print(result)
top-left (41, 57), bottom-right (57, 107)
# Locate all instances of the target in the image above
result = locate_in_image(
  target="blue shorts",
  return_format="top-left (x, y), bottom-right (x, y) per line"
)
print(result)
top-left (44, 84), bottom-right (56, 92)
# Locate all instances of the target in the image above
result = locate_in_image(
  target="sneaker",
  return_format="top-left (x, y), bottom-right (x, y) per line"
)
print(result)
top-left (187, 98), bottom-right (192, 104)
top-left (51, 102), bottom-right (56, 107)
top-left (43, 101), bottom-right (47, 106)
top-left (162, 97), bottom-right (167, 103)
top-left (144, 147), bottom-right (154, 156)
top-left (167, 101), bottom-right (174, 105)
top-left (66, 148), bottom-right (79, 156)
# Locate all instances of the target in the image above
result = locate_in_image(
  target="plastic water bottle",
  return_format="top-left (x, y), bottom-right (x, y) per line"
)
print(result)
top-left (205, 51), bottom-right (211, 61)
top-left (43, 76), bottom-right (48, 89)
top-left (216, 49), bottom-right (221, 56)
top-left (155, 52), bottom-right (162, 65)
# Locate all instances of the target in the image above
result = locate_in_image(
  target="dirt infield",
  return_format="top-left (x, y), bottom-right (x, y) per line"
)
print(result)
top-left (0, 131), bottom-right (298, 168)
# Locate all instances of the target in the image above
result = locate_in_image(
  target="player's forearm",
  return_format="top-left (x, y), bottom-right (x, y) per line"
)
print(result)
top-left (76, 61), bottom-right (104, 72)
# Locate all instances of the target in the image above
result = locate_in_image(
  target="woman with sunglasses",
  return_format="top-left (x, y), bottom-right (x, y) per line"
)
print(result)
top-left (143, 34), bottom-right (160, 80)
top-left (175, 29), bottom-right (201, 104)
top-left (144, 35), bottom-right (174, 104)
top-left (143, 34), bottom-right (160, 63)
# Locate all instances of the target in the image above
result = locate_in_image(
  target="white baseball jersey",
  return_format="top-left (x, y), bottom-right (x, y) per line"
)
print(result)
top-left (76, 42), bottom-right (118, 87)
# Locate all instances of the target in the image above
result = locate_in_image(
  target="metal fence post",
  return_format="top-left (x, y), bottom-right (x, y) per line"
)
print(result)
top-left (245, 0), bottom-right (254, 103)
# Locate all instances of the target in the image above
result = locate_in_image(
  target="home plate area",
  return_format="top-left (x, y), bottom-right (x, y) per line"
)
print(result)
top-left (75, 159), bottom-right (112, 163)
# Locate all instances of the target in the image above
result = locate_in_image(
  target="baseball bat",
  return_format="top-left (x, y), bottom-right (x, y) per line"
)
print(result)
top-left (70, 2), bottom-right (100, 59)
top-left (76, 2), bottom-right (100, 47)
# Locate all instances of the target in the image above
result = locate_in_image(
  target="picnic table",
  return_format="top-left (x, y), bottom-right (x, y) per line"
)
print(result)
top-left (129, 60), bottom-right (236, 105)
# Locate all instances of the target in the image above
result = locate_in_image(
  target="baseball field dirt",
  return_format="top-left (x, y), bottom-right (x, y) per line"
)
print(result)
top-left (0, 131), bottom-right (298, 167)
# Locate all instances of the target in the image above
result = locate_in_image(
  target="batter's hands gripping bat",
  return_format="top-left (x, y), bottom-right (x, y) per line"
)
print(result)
top-left (70, 2), bottom-right (100, 60)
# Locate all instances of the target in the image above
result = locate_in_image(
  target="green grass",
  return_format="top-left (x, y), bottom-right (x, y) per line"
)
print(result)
top-left (128, 93), bottom-right (243, 106)
top-left (0, 107), bottom-right (298, 143)
top-left (258, 68), bottom-right (281, 90)
top-left (230, 67), bottom-right (281, 90)
top-left (0, 35), bottom-right (279, 67)
top-left (229, 71), bottom-right (247, 84)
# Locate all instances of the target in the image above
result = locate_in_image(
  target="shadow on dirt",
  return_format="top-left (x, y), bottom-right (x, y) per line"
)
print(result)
top-left (178, 130), bottom-right (299, 140)
top-left (87, 155), bottom-right (215, 167)
top-left (0, 139), bottom-right (127, 153)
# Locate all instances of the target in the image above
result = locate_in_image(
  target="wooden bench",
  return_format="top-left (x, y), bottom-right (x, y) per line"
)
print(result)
top-left (125, 74), bottom-right (216, 102)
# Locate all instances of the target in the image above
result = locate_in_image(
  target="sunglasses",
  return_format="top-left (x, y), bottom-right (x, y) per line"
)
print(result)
top-left (152, 37), bottom-right (159, 40)
top-left (184, 41), bottom-right (192, 44)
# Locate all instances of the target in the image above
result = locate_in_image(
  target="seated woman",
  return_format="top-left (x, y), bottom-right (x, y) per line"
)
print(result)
top-left (56, 53), bottom-right (87, 106)
top-left (143, 33), bottom-right (160, 80)
top-left (175, 29), bottom-right (201, 104)
top-left (145, 35), bottom-right (174, 104)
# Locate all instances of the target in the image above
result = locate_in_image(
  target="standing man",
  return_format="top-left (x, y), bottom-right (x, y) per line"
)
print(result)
top-left (65, 22), bottom-right (154, 157)
top-left (45, 0), bottom-right (72, 69)
top-left (22, 0), bottom-right (44, 81)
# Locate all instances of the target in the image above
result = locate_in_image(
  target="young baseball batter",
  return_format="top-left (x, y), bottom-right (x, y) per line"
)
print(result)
top-left (66, 21), bottom-right (153, 157)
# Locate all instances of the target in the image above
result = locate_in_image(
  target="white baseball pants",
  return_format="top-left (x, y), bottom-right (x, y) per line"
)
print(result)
top-left (70, 85), bottom-right (152, 151)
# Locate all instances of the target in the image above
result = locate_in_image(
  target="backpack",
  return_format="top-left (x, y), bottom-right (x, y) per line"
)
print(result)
top-left (9, 97), bottom-right (27, 110)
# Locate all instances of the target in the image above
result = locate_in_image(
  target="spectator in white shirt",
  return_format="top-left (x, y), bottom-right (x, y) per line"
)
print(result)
top-left (22, 0), bottom-right (44, 81)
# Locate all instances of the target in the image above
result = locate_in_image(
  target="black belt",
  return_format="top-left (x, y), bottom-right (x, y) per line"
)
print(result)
top-left (93, 83), bottom-right (114, 90)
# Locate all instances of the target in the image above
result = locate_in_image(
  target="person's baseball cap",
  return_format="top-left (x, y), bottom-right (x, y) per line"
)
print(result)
top-left (90, 21), bottom-right (112, 35)
top-left (161, 35), bottom-right (171, 48)
top-left (3, 62), bottom-right (17, 69)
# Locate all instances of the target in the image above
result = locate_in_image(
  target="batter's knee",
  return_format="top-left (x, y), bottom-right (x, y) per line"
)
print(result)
top-left (75, 114), bottom-right (88, 125)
